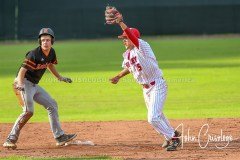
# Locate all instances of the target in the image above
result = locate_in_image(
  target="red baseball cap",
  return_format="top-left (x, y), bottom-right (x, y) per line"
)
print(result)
top-left (118, 28), bottom-right (141, 39)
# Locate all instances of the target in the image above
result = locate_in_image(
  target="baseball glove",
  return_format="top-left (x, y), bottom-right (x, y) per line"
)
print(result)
top-left (105, 6), bottom-right (123, 25)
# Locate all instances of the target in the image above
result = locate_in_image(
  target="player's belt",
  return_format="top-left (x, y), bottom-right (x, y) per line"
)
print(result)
top-left (142, 81), bottom-right (155, 89)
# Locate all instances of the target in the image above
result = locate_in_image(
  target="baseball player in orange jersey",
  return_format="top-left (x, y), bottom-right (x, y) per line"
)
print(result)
top-left (105, 6), bottom-right (181, 151)
top-left (3, 28), bottom-right (77, 150)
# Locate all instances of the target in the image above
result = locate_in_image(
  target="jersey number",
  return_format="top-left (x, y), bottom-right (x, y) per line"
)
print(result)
top-left (136, 63), bottom-right (142, 71)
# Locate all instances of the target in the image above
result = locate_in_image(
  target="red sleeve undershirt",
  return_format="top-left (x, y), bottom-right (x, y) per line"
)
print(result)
top-left (124, 28), bottom-right (139, 48)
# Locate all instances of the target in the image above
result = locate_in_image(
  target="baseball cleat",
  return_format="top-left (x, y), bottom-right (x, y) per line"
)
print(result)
top-left (162, 130), bottom-right (181, 148)
top-left (55, 133), bottom-right (77, 146)
top-left (162, 140), bottom-right (170, 148)
top-left (3, 139), bottom-right (17, 150)
top-left (166, 131), bottom-right (182, 151)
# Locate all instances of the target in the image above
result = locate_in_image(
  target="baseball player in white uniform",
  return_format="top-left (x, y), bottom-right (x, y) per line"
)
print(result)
top-left (105, 6), bottom-right (181, 151)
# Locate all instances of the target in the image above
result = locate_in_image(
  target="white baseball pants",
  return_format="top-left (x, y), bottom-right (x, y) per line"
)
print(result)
top-left (143, 78), bottom-right (175, 140)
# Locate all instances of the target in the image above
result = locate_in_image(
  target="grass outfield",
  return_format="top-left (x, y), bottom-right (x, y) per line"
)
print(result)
top-left (0, 36), bottom-right (240, 123)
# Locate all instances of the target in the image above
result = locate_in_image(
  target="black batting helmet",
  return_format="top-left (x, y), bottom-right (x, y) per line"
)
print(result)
top-left (38, 28), bottom-right (55, 45)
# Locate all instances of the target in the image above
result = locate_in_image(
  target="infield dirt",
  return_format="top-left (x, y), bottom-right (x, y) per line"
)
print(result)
top-left (0, 118), bottom-right (239, 159)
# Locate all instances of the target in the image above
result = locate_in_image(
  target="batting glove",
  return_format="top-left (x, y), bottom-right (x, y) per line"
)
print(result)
top-left (59, 76), bottom-right (72, 83)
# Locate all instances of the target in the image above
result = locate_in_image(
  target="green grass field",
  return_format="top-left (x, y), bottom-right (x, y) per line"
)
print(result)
top-left (0, 36), bottom-right (240, 123)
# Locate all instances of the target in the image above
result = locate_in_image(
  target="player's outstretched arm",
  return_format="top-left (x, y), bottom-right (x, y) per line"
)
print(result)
top-left (47, 63), bottom-right (72, 83)
top-left (118, 22), bottom-right (139, 48)
top-left (104, 6), bottom-right (139, 47)
top-left (109, 68), bottom-right (130, 84)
